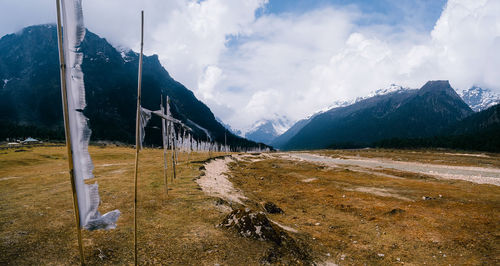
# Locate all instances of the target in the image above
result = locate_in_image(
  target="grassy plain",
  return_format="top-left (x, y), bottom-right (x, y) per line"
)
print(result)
top-left (0, 145), bottom-right (270, 265)
top-left (229, 150), bottom-right (500, 265)
top-left (0, 146), bottom-right (499, 265)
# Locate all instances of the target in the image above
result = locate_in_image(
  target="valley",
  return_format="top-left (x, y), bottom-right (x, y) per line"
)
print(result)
top-left (1, 1), bottom-right (499, 265)
top-left (1, 145), bottom-right (498, 264)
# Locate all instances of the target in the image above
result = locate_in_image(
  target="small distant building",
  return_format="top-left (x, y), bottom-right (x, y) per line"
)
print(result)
top-left (7, 142), bottom-right (20, 147)
top-left (22, 137), bottom-right (41, 144)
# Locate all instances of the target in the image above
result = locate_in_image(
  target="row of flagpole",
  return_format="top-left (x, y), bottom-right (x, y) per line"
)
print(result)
top-left (56, 1), bottom-right (269, 264)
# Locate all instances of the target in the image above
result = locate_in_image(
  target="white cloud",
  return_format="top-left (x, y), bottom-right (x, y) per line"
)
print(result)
top-left (1, 0), bottom-right (499, 133)
top-left (212, 0), bottom-right (500, 132)
top-left (198, 65), bottom-right (223, 100)
top-left (430, 0), bottom-right (500, 89)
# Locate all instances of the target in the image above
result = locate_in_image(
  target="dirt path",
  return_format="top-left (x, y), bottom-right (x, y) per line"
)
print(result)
top-left (289, 153), bottom-right (500, 186)
top-left (196, 157), bottom-right (247, 204)
top-left (196, 155), bottom-right (301, 234)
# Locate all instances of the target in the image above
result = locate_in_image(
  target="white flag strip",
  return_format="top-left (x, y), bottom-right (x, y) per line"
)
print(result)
top-left (140, 106), bottom-right (192, 149)
top-left (139, 107), bottom-right (152, 149)
top-left (186, 119), bottom-right (212, 141)
top-left (60, 0), bottom-right (119, 230)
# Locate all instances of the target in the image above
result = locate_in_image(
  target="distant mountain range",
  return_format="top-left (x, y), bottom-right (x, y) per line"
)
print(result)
top-left (274, 80), bottom-right (476, 150)
top-left (244, 83), bottom-right (499, 150)
top-left (0, 24), bottom-right (264, 149)
top-left (252, 85), bottom-right (414, 146)
top-left (244, 116), bottom-right (292, 145)
top-left (459, 86), bottom-right (499, 112)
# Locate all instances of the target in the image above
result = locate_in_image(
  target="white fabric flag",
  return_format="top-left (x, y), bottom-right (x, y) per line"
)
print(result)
top-left (139, 107), bottom-right (152, 148)
top-left (60, 0), bottom-right (119, 230)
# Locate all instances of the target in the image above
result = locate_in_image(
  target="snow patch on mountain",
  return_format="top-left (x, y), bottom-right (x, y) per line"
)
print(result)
top-left (458, 86), bottom-right (500, 112)
top-left (307, 84), bottom-right (414, 120)
top-left (244, 116), bottom-right (293, 145)
top-left (3, 79), bottom-right (10, 88)
top-left (116, 46), bottom-right (134, 63)
top-left (247, 116), bottom-right (293, 136)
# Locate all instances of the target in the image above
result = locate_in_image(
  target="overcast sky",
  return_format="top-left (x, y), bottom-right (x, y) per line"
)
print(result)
top-left (1, 0), bottom-right (499, 132)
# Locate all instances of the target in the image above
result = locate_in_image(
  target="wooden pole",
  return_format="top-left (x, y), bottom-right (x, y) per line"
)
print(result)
top-left (167, 97), bottom-right (177, 181)
top-left (171, 124), bottom-right (177, 180)
top-left (55, 0), bottom-right (84, 264)
top-left (133, 10), bottom-right (144, 266)
top-left (161, 95), bottom-right (168, 194)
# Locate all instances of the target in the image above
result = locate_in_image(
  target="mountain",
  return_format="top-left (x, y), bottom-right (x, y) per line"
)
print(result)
top-left (374, 103), bottom-right (500, 152)
top-left (0, 24), bottom-right (263, 149)
top-left (271, 118), bottom-right (310, 149)
top-left (216, 117), bottom-right (242, 137)
top-left (245, 116), bottom-right (292, 145)
top-left (459, 86), bottom-right (500, 112)
top-left (447, 102), bottom-right (500, 136)
top-left (276, 80), bottom-right (473, 150)
top-left (272, 84), bottom-right (413, 149)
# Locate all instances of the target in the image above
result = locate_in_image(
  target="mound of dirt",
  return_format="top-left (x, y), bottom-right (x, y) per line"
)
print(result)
top-left (386, 208), bottom-right (405, 215)
top-left (219, 208), bottom-right (280, 242)
top-left (219, 208), bottom-right (312, 264)
top-left (264, 202), bottom-right (284, 214)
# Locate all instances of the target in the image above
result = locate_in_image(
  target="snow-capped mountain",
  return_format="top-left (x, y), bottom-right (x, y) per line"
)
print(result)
top-left (458, 86), bottom-right (500, 112)
top-left (245, 116), bottom-right (293, 145)
top-left (308, 84), bottom-right (413, 120)
top-left (274, 80), bottom-right (473, 150)
top-left (271, 84), bottom-right (416, 149)
top-left (366, 84), bottom-right (412, 98)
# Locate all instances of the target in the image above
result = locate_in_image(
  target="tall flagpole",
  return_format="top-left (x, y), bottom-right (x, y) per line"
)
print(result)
top-left (55, 0), bottom-right (84, 264)
top-left (161, 95), bottom-right (168, 194)
top-left (134, 10), bottom-right (144, 266)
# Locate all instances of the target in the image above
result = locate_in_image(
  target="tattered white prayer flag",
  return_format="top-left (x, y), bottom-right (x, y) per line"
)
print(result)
top-left (60, 0), bottom-right (119, 230)
top-left (139, 107), bottom-right (152, 148)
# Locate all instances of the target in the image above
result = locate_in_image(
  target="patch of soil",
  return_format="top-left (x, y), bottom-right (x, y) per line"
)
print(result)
top-left (264, 202), bottom-right (284, 214)
top-left (385, 208), bottom-right (405, 215)
top-left (219, 208), bottom-right (312, 264)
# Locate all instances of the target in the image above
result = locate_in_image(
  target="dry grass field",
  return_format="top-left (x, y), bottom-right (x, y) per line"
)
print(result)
top-left (1, 146), bottom-right (499, 265)
top-left (228, 151), bottom-right (500, 265)
top-left (0, 145), bottom-right (270, 265)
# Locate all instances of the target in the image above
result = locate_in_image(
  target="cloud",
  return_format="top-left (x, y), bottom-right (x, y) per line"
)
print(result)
top-left (430, 0), bottom-right (500, 89)
top-left (210, 0), bottom-right (500, 131)
top-left (1, 0), bottom-right (499, 133)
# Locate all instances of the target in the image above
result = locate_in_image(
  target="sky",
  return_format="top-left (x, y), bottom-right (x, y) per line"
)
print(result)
top-left (1, 0), bottom-right (499, 133)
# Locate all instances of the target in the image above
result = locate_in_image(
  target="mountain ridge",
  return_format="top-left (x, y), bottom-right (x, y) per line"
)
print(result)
top-left (459, 86), bottom-right (500, 112)
top-left (275, 80), bottom-right (473, 150)
top-left (0, 24), bottom-right (264, 149)
top-left (244, 116), bottom-right (292, 145)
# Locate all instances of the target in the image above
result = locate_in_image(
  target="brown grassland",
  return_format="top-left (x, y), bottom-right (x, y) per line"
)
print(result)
top-left (0, 145), bottom-right (270, 265)
top-left (229, 151), bottom-right (500, 265)
top-left (0, 145), bottom-right (499, 265)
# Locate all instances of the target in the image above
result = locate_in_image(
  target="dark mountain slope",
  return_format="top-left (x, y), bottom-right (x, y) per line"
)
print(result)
top-left (374, 103), bottom-right (500, 152)
top-left (0, 25), bottom-right (262, 149)
top-left (280, 80), bottom-right (473, 150)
